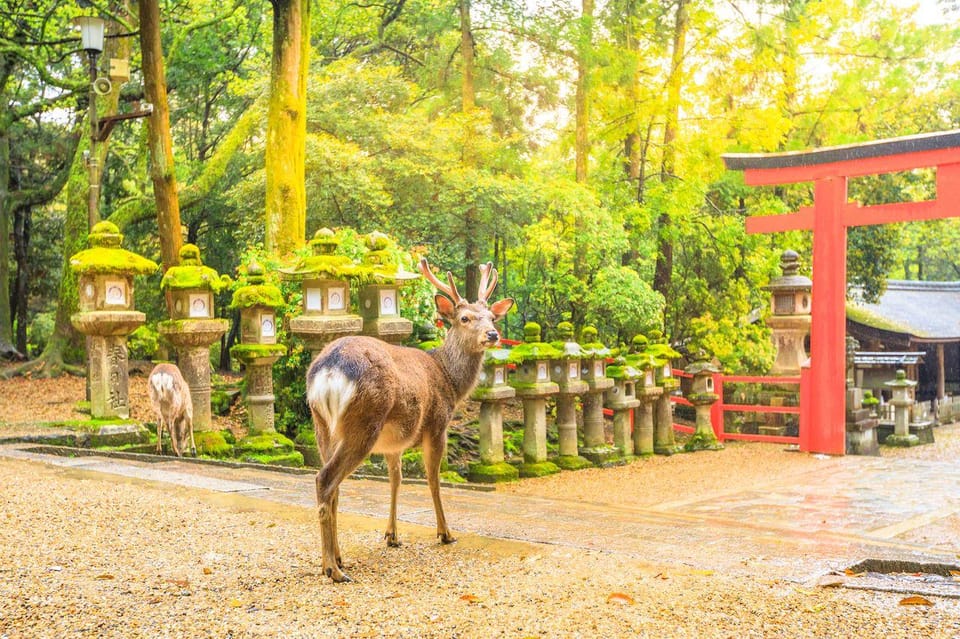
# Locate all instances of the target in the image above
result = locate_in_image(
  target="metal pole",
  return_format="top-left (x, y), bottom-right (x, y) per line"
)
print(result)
top-left (87, 50), bottom-right (100, 230)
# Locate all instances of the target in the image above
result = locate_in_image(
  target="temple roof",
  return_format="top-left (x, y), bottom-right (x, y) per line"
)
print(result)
top-left (847, 280), bottom-right (960, 341)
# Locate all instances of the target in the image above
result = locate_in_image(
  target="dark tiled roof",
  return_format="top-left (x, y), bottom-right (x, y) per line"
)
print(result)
top-left (847, 280), bottom-right (960, 340)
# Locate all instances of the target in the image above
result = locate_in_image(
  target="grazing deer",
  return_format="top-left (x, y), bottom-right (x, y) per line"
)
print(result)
top-left (306, 258), bottom-right (513, 582)
top-left (148, 363), bottom-right (196, 457)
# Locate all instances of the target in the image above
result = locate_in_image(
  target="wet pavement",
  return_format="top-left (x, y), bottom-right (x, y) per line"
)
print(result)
top-left (2, 439), bottom-right (958, 593)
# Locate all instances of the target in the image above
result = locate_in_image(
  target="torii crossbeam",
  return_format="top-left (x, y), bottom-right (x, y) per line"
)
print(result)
top-left (723, 130), bottom-right (960, 454)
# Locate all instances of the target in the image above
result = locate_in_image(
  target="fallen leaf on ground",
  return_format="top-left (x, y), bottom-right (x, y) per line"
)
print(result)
top-left (460, 594), bottom-right (481, 604)
top-left (899, 595), bottom-right (933, 606)
top-left (228, 599), bottom-right (242, 608)
top-left (843, 569), bottom-right (864, 577)
top-left (816, 575), bottom-right (846, 588)
top-left (94, 574), bottom-right (115, 580)
top-left (607, 592), bottom-right (635, 605)
top-left (202, 567), bottom-right (213, 575)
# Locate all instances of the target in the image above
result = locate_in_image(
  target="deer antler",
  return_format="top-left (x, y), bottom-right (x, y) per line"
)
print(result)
top-left (419, 258), bottom-right (463, 304)
top-left (477, 261), bottom-right (498, 304)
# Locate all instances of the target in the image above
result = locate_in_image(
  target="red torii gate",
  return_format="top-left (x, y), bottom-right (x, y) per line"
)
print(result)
top-left (723, 130), bottom-right (960, 455)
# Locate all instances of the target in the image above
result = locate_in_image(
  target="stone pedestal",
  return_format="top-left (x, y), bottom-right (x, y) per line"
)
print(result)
top-left (551, 361), bottom-right (591, 470)
top-left (72, 311), bottom-right (145, 419)
top-left (289, 315), bottom-right (363, 360)
top-left (634, 380), bottom-right (663, 456)
top-left (231, 346), bottom-right (285, 433)
top-left (469, 353), bottom-right (519, 483)
top-left (654, 389), bottom-right (681, 455)
top-left (159, 319), bottom-right (229, 431)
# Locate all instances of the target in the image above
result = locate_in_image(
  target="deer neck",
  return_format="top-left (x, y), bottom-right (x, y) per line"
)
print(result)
top-left (431, 336), bottom-right (485, 401)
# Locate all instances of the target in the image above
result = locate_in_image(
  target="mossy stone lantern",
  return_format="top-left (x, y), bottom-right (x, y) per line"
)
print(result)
top-left (229, 262), bottom-right (302, 466)
top-left (158, 244), bottom-right (231, 452)
top-left (283, 228), bottom-right (363, 358)
top-left (468, 348), bottom-right (519, 483)
top-left (647, 330), bottom-right (682, 455)
top-left (549, 322), bottom-right (592, 470)
top-left (70, 221), bottom-right (158, 420)
top-left (683, 346), bottom-right (723, 452)
top-left (765, 250), bottom-right (812, 376)
top-left (577, 327), bottom-right (617, 464)
top-left (624, 335), bottom-right (662, 457)
top-left (604, 344), bottom-right (642, 461)
top-left (508, 322), bottom-right (562, 477)
top-left (357, 231), bottom-right (417, 344)
top-left (884, 369), bottom-right (921, 447)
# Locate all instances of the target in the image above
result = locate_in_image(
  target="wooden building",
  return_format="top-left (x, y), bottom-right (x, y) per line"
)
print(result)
top-left (847, 280), bottom-right (960, 402)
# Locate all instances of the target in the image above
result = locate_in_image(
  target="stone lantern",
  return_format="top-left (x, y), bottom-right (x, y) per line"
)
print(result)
top-left (468, 348), bottom-right (519, 483)
top-left (69, 221), bottom-right (157, 420)
top-left (158, 244), bottom-right (231, 454)
top-left (683, 346), bottom-right (723, 451)
top-left (358, 231), bottom-right (418, 344)
top-left (578, 326), bottom-right (615, 464)
top-left (765, 250), bottom-right (812, 376)
top-left (648, 330), bottom-right (682, 455)
top-left (283, 228), bottom-right (363, 359)
top-left (883, 369), bottom-right (921, 447)
top-left (624, 335), bottom-right (662, 457)
top-left (508, 322), bottom-right (562, 477)
top-left (549, 322), bottom-right (592, 470)
top-left (604, 340), bottom-right (642, 461)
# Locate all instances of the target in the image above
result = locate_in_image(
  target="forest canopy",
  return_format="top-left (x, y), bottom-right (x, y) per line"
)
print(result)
top-left (2, 0), bottom-right (959, 374)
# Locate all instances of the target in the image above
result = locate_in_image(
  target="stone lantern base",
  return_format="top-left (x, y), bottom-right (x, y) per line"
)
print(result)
top-left (468, 461), bottom-right (519, 483)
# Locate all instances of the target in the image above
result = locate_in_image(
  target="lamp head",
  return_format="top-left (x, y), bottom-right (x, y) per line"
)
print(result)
top-left (74, 16), bottom-right (105, 55)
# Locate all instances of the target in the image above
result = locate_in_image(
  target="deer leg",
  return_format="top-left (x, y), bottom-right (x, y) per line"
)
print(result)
top-left (315, 433), bottom-right (377, 583)
top-left (384, 453), bottom-right (402, 547)
top-left (187, 417), bottom-right (196, 457)
top-left (155, 419), bottom-right (164, 455)
top-left (422, 433), bottom-right (456, 544)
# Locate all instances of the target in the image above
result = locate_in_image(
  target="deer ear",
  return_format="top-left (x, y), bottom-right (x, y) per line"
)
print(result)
top-left (435, 294), bottom-right (456, 321)
top-left (489, 298), bottom-right (514, 321)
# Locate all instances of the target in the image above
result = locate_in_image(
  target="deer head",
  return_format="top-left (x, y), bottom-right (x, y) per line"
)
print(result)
top-left (418, 258), bottom-right (514, 352)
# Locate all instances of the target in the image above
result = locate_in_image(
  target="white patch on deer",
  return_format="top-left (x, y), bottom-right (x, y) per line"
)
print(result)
top-left (150, 371), bottom-right (175, 396)
top-left (308, 368), bottom-right (357, 434)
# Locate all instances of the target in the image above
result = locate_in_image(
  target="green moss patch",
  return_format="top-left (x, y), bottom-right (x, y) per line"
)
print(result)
top-left (517, 460), bottom-right (561, 478)
top-left (194, 430), bottom-right (233, 457)
top-left (468, 461), bottom-right (519, 484)
top-left (553, 455), bottom-right (594, 471)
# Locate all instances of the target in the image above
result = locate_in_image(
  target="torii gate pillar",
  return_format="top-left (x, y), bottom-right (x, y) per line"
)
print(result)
top-left (724, 131), bottom-right (960, 455)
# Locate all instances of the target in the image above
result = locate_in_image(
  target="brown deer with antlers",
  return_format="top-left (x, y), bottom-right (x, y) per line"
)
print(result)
top-left (306, 258), bottom-right (513, 582)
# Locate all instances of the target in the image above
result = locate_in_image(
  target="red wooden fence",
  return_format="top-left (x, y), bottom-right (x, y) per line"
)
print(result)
top-left (670, 369), bottom-right (802, 445)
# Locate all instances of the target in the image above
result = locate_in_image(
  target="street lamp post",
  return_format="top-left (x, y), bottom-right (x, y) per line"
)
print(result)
top-left (74, 15), bottom-right (105, 230)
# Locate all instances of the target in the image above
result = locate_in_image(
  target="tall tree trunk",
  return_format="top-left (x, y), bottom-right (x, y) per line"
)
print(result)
top-left (0, 129), bottom-right (13, 357)
top-left (652, 0), bottom-right (688, 304)
top-left (265, 0), bottom-right (309, 256)
top-left (139, 0), bottom-right (183, 274)
top-left (574, 0), bottom-right (594, 183)
top-left (13, 203), bottom-right (29, 355)
top-left (460, 0), bottom-right (479, 297)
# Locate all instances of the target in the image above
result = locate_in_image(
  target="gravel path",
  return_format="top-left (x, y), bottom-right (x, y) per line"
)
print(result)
top-left (1, 456), bottom-right (958, 638)
top-left (2, 373), bottom-right (959, 637)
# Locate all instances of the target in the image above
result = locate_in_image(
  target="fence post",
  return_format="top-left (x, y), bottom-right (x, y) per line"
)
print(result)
top-left (799, 360), bottom-right (811, 452)
top-left (710, 372), bottom-right (724, 441)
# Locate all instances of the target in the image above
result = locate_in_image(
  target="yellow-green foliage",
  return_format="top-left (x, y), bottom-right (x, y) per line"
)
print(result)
top-left (160, 244), bottom-right (231, 293)
top-left (230, 284), bottom-right (286, 309)
top-left (70, 221), bottom-right (157, 276)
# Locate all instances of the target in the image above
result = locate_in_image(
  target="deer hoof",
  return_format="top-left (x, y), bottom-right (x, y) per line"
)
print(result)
top-left (384, 532), bottom-right (402, 548)
top-left (438, 532), bottom-right (457, 545)
top-left (325, 565), bottom-right (353, 583)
